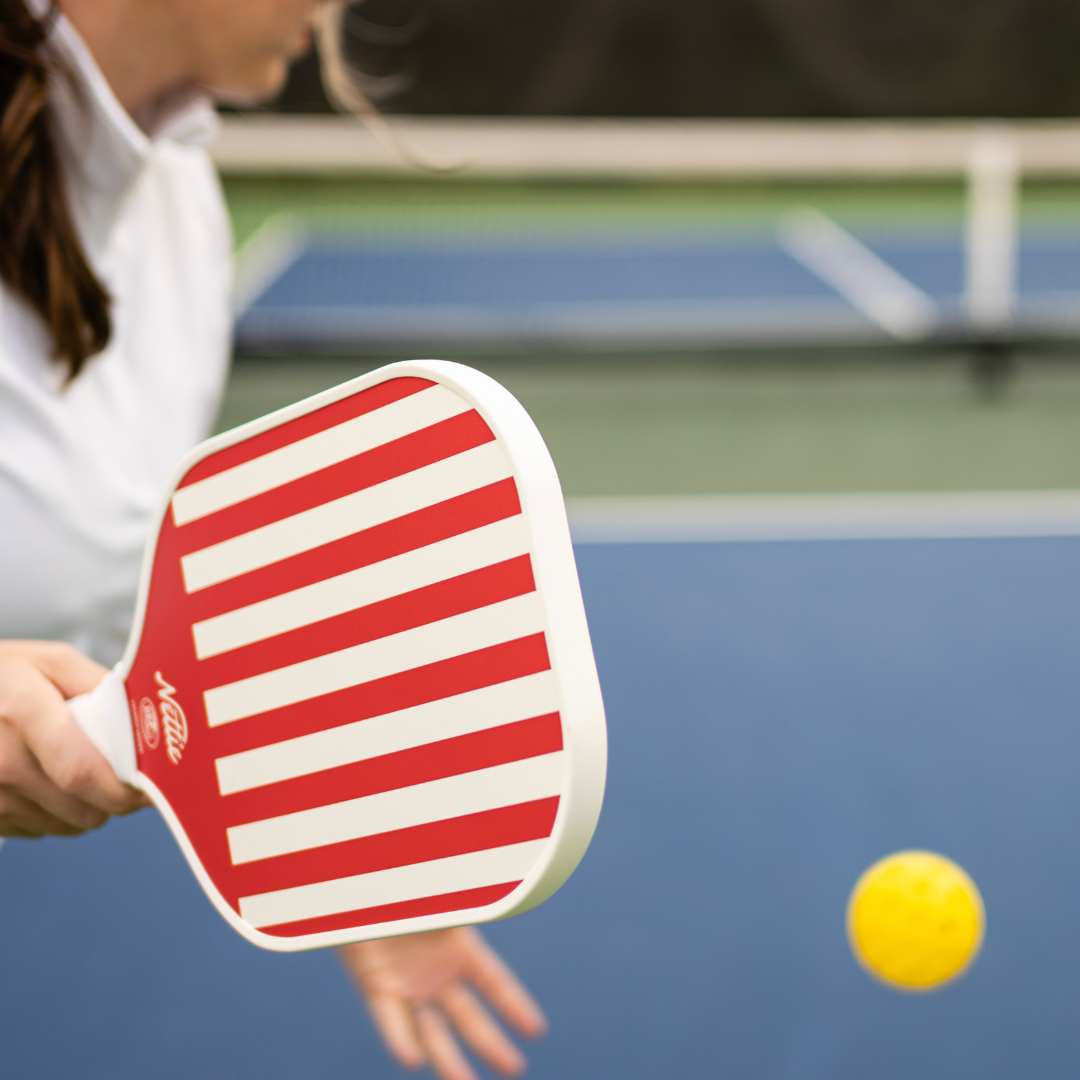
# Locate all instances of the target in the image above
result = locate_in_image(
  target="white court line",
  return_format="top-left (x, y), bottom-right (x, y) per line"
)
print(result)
top-left (203, 592), bottom-right (544, 727)
top-left (193, 515), bottom-right (530, 659)
top-left (180, 441), bottom-right (510, 593)
top-left (173, 385), bottom-right (470, 526)
top-left (235, 296), bottom-right (882, 349)
top-left (215, 670), bottom-right (558, 795)
top-left (239, 839), bottom-right (547, 929)
top-left (778, 208), bottom-right (939, 341)
top-left (227, 752), bottom-right (563, 865)
top-left (567, 491), bottom-right (1080, 544)
top-left (231, 212), bottom-right (305, 319)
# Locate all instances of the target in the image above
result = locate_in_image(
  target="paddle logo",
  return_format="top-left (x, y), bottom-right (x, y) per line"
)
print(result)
top-left (138, 697), bottom-right (160, 750)
top-left (154, 672), bottom-right (189, 765)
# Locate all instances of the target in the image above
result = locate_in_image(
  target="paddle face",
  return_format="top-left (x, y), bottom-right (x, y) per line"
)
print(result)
top-left (118, 361), bottom-right (606, 951)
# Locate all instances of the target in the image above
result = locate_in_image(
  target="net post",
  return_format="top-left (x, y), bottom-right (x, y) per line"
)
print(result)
top-left (965, 130), bottom-right (1021, 392)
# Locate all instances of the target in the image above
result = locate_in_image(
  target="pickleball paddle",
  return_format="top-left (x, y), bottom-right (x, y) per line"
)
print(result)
top-left (66, 360), bottom-right (606, 952)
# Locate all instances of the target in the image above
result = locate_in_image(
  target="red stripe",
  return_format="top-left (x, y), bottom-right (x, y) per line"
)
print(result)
top-left (198, 555), bottom-right (536, 686)
top-left (178, 410), bottom-right (494, 555)
top-left (256, 882), bottom-right (520, 937)
top-left (228, 797), bottom-right (559, 903)
top-left (221, 713), bottom-right (563, 826)
top-left (208, 633), bottom-right (551, 758)
top-left (179, 378), bottom-right (433, 487)
top-left (185, 479), bottom-right (521, 624)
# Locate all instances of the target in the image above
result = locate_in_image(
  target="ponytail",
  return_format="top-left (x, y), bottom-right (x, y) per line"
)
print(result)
top-left (0, 0), bottom-right (110, 380)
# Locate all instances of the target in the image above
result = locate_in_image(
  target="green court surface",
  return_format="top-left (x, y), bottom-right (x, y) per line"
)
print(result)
top-left (223, 176), bottom-right (1080, 249)
top-left (217, 352), bottom-right (1080, 497)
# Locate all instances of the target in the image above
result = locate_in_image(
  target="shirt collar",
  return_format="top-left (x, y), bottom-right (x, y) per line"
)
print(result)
top-left (41, 5), bottom-right (219, 251)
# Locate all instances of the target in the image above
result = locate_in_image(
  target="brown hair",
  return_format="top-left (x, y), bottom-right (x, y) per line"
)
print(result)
top-left (0, 0), bottom-right (110, 379)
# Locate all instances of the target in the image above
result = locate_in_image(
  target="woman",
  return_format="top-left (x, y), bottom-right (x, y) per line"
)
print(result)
top-left (0, 3), bottom-right (546, 1078)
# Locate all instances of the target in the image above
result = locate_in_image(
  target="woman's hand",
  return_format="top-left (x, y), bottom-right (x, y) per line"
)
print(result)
top-left (0, 640), bottom-right (147, 837)
top-left (339, 927), bottom-right (547, 1080)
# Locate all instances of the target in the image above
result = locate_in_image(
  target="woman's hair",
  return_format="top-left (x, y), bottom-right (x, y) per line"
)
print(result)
top-left (317, 1), bottom-right (457, 174)
top-left (0, 0), bottom-right (110, 380)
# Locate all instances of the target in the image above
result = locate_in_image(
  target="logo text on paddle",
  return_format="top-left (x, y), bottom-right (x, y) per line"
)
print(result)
top-left (138, 697), bottom-right (160, 750)
top-left (154, 672), bottom-right (189, 765)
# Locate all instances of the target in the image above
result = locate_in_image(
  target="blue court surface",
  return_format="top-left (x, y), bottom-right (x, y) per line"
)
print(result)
top-left (234, 226), bottom-right (1080, 352)
top-left (4, 533), bottom-right (1080, 1078)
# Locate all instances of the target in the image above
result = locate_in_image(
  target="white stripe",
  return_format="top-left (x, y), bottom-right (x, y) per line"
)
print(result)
top-left (216, 670), bottom-right (558, 795)
top-left (204, 591), bottom-right (544, 727)
top-left (193, 515), bottom-right (530, 660)
top-left (173, 385), bottom-right (471, 526)
top-left (227, 751), bottom-right (563, 865)
top-left (239, 839), bottom-right (547, 929)
top-left (180, 441), bottom-right (510, 593)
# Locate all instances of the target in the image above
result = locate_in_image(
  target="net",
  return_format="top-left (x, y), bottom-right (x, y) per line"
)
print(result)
top-left (217, 117), bottom-right (1080, 358)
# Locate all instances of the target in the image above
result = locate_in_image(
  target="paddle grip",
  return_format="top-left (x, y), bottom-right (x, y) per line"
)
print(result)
top-left (67, 666), bottom-right (139, 787)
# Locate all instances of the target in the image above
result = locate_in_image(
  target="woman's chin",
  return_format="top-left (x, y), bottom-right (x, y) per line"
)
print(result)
top-left (208, 58), bottom-right (292, 105)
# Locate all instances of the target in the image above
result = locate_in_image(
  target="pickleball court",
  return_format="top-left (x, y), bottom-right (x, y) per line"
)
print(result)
top-left (4, 514), bottom-right (1080, 1078)
top-left (7, 129), bottom-right (1080, 1078)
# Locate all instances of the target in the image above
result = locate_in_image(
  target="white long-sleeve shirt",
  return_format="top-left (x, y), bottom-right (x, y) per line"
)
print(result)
top-left (0, 12), bottom-right (232, 664)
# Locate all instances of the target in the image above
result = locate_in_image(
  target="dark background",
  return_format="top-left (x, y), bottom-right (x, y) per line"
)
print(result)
top-left (276, 0), bottom-right (1080, 118)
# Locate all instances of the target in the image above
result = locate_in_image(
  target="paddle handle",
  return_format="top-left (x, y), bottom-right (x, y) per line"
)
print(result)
top-left (67, 666), bottom-right (139, 787)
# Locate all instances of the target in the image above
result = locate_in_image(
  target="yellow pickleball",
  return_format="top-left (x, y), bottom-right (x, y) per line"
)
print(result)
top-left (846, 850), bottom-right (984, 991)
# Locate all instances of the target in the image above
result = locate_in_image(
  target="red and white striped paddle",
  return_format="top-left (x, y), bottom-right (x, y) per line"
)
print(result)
top-left (66, 361), bottom-right (606, 951)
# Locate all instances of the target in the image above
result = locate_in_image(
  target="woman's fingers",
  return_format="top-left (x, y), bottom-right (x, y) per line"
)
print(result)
top-left (0, 711), bottom-right (110, 831)
top-left (415, 1004), bottom-right (479, 1080)
top-left (1, 765), bottom-right (109, 832)
top-left (464, 930), bottom-right (548, 1038)
top-left (0, 652), bottom-right (142, 817)
top-left (338, 930), bottom-right (545, 1079)
top-left (2, 640), bottom-right (108, 699)
top-left (24, 707), bottom-right (142, 816)
top-left (0, 788), bottom-right (89, 837)
top-left (365, 992), bottom-right (427, 1072)
top-left (437, 983), bottom-right (526, 1077)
